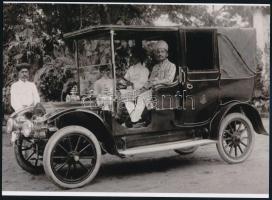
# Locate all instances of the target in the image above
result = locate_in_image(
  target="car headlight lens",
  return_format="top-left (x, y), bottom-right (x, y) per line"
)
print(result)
top-left (21, 120), bottom-right (34, 137)
top-left (6, 118), bottom-right (14, 134)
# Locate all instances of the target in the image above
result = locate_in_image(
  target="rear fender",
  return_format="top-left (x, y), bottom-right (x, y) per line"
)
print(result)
top-left (48, 109), bottom-right (118, 155)
top-left (210, 102), bottom-right (268, 139)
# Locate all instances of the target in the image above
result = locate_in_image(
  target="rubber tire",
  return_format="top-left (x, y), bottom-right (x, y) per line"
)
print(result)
top-left (216, 113), bottom-right (255, 164)
top-left (43, 126), bottom-right (102, 189)
top-left (174, 146), bottom-right (198, 155)
top-left (14, 138), bottom-right (44, 175)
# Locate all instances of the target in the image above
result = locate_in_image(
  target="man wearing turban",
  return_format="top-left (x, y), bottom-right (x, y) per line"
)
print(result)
top-left (128, 40), bottom-right (176, 128)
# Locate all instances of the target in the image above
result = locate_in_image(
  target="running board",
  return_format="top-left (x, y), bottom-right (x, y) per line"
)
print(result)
top-left (119, 139), bottom-right (216, 156)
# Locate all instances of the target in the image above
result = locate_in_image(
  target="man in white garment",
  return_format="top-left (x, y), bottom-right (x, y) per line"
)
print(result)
top-left (120, 49), bottom-right (149, 123)
top-left (10, 63), bottom-right (40, 112)
top-left (129, 40), bottom-right (176, 127)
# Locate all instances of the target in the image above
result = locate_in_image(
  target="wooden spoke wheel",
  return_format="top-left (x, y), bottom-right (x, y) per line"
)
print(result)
top-left (43, 126), bottom-right (101, 189)
top-left (216, 113), bottom-right (255, 164)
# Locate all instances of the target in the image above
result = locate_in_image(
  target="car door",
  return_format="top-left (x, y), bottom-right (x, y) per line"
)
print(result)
top-left (175, 29), bottom-right (220, 126)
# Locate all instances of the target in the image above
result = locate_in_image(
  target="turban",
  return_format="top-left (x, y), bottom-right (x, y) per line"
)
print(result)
top-left (154, 40), bottom-right (168, 51)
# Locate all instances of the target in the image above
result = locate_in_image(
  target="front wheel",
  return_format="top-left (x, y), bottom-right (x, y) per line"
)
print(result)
top-left (14, 137), bottom-right (44, 174)
top-left (43, 126), bottom-right (101, 189)
top-left (216, 113), bottom-right (255, 164)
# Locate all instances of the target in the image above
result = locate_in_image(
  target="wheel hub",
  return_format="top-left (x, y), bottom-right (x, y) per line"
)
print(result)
top-left (232, 133), bottom-right (241, 145)
top-left (68, 151), bottom-right (80, 162)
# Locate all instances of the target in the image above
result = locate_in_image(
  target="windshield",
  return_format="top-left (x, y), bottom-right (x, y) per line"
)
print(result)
top-left (77, 35), bottom-right (113, 96)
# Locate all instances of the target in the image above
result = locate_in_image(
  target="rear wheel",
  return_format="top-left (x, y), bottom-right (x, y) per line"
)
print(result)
top-left (43, 126), bottom-right (101, 189)
top-left (174, 146), bottom-right (198, 155)
top-left (216, 113), bottom-right (255, 164)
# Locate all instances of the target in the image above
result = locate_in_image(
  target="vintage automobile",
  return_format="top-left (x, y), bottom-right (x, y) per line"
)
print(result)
top-left (7, 25), bottom-right (268, 189)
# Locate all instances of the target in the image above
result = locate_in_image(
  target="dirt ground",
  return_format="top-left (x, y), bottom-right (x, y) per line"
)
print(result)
top-left (1, 118), bottom-right (269, 195)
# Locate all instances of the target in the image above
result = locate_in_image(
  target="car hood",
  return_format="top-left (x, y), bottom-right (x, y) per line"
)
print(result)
top-left (43, 101), bottom-right (84, 114)
top-left (9, 101), bottom-right (99, 119)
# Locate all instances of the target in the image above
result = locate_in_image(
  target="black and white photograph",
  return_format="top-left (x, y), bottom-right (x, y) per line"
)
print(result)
top-left (2, 1), bottom-right (270, 198)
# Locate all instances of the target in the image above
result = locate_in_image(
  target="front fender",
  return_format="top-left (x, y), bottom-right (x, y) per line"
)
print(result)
top-left (210, 102), bottom-right (268, 139)
top-left (47, 108), bottom-right (118, 155)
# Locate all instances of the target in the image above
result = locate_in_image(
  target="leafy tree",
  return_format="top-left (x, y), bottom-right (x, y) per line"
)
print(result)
top-left (3, 3), bottom-right (269, 114)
